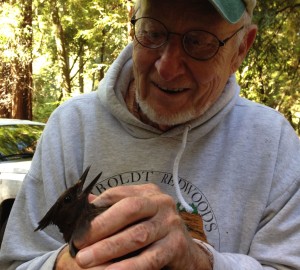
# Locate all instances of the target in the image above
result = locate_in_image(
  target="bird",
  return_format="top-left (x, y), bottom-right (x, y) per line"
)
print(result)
top-left (35, 166), bottom-right (206, 268)
top-left (35, 167), bottom-right (156, 263)
top-left (35, 166), bottom-right (106, 257)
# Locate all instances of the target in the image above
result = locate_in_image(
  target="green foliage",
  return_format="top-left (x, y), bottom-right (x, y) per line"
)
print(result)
top-left (1, 0), bottom-right (299, 135)
top-left (0, 1), bottom-right (34, 118)
top-left (237, 0), bottom-right (300, 134)
top-left (32, 59), bottom-right (61, 122)
top-left (31, 0), bottom-right (131, 120)
top-left (0, 124), bottom-right (44, 157)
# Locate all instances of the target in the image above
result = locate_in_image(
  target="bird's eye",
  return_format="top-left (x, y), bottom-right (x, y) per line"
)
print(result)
top-left (64, 195), bottom-right (72, 203)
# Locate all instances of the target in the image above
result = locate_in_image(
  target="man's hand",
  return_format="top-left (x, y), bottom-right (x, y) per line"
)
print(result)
top-left (55, 245), bottom-right (113, 270)
top-left (56, 184), bottom-right (213, 270)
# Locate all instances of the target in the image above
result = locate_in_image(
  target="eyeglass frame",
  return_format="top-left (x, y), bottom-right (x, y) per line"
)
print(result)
top-left (130, 16), bottom-right (245, 61)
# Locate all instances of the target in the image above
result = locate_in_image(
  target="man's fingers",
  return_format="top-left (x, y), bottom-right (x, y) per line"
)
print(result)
top-left (75, 195), bottom-right (160, 249)
top-left (104, 247), bottom-right (168, 270)
top-left (76, 217), bottom-right (169, 268)
top-left (55, 245), bottom-right (113, 270)
top-left (88, 194), bottom-right (97, 203)
top-left (74, 184), bottom-right (192, 269)
top-left (100, 234), bottom-right (181, 270)
top-left (91, 183), bottom-right (162, 207)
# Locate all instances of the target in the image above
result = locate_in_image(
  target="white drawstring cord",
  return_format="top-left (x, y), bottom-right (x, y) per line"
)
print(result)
top-left (173, 126), bottom-right (193, 213)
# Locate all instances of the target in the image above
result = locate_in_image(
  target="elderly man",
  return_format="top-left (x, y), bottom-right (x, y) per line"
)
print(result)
top-left (1, 0), bottom-right (300, 269)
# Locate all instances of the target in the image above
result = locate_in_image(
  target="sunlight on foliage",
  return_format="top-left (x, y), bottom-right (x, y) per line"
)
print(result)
top-left (1, 0), bottom-right (299, 135)
top-left (237, 0), bottom-right (300, 134)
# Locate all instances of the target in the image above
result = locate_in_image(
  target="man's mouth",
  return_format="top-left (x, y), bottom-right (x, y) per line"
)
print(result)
top-left (154, 82), bottom-right (187, 94)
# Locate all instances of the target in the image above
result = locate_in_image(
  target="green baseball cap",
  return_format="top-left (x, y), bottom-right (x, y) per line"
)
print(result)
top-left (209, 0), bottom-right (256, 23)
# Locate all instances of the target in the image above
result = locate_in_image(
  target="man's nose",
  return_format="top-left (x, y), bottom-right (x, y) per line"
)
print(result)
top-left (154, 38), bottom-right (186, 81)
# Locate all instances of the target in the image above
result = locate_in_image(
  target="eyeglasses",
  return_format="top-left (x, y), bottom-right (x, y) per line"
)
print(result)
top-left (131, 17), bottom-right (244, 61)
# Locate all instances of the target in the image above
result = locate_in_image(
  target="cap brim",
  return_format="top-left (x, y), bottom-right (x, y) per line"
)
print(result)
top-left (209, 0), bottom-right (246, 24)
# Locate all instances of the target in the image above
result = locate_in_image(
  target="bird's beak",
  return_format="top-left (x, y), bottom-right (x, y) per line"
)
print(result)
top-left (77, 166), bottom-right (102, 197)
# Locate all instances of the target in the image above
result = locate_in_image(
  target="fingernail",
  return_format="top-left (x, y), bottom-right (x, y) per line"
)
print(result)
top-left (77, 249), bottom-right (93, 266)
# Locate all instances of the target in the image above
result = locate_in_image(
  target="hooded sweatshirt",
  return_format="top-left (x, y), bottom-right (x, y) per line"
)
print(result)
top-left (0, 43), bottom-right (300, 270)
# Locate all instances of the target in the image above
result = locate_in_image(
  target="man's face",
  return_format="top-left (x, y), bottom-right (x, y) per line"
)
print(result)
top-left (132, 0), bottom-right (245, 128)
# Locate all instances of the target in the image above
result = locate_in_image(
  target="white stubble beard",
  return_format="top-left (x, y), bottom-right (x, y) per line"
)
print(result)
top-left (135, 90), bottom-right (210, 127)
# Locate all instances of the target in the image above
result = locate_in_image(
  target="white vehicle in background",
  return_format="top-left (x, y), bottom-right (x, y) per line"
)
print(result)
top-left (0, 119), bottom-right (45, 246)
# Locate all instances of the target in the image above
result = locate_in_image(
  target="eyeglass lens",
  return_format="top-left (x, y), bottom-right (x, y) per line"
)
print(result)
top-left (133, 17), bottom-right (222, 60)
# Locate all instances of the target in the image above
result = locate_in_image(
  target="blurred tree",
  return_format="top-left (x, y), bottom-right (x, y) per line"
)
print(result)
top-left (32, 0), bottom-right (131, 108)
top-left (0, 0), bottom-right (33, 120)
top-left (0, 0), bottom-right (131, 120)
top-left (50, 0), bottom-right (72, 99)
top-left (237, 0), bottom-right (300, 133)
top-left (0, 0), bottom-right (299, 135)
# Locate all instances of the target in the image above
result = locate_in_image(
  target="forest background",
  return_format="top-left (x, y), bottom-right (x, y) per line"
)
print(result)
top-left (0, 0), bottom-right (300, 134)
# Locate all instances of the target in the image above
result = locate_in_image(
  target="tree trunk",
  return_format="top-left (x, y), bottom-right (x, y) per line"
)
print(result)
top-left (11, 60), bottom-right (33, 120)
top-left (79, 44), bottom-right (84, 93)
top-left (0, 0), bottom-right (33, 120)
top-left (50, 0), bottom-right (71, 99)
top-left (0, 63), bottom-right (12, 118)
top-left (11, 0), bottom-right (33, 120)
top-left (98, 29), bottom-right (107, 82)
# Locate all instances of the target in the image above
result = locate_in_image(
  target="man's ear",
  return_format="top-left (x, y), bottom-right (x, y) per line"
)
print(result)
top-left (230, 25), bottom-right (258, 74)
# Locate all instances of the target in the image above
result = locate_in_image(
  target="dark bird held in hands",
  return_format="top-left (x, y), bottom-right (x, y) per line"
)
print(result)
top-left (35, 166), bottom-right (106, 257)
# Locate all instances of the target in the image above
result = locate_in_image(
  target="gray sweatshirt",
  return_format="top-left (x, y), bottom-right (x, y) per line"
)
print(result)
top-left (0, 43), bottom-right (300, 269)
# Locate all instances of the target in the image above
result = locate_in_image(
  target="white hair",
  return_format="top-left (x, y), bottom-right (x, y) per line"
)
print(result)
top-left (235, 11), bottom-right (253, 45)
top-left (134, 0), bottom-right (141, 12)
